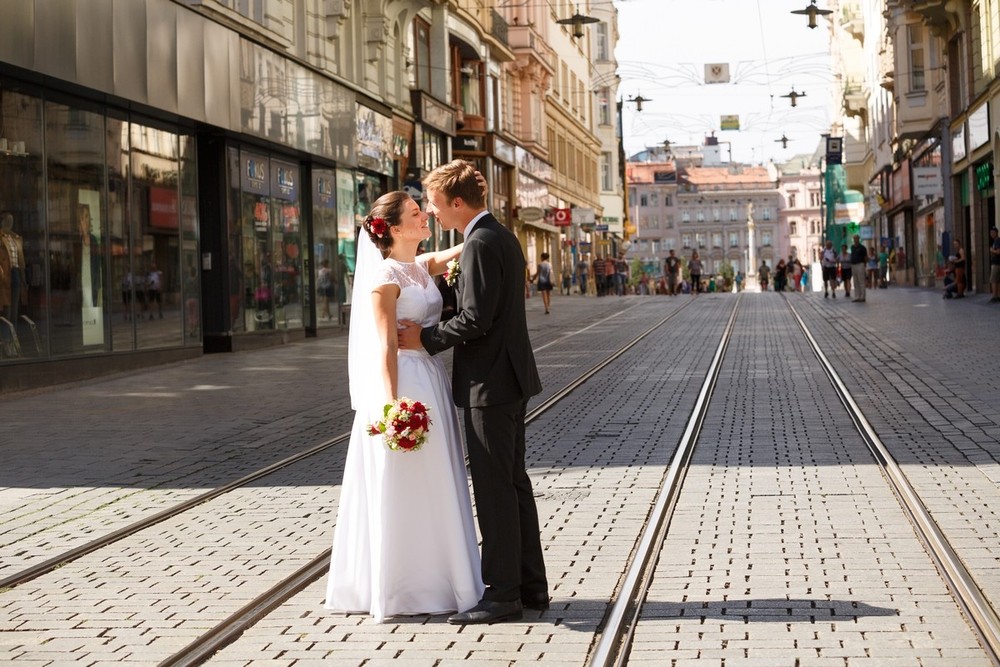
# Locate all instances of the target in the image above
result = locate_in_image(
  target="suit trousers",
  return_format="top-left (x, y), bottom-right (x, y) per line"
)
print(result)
top-left (464, 399), bottom-right (547, 602)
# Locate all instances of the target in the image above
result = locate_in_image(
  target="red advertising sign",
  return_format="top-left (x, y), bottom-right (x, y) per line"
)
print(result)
top-left (552, 208), bottom-right (572, 226)
top-left (149, 187), bottom-right (179, 229)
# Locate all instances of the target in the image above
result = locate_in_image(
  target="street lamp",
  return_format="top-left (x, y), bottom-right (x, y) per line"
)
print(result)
top-left (781, 88), bottom-right (806, 107)
top-left (627, 93), bottom-right (651, 112)
top-left (556, 5), bottom-right (599, 39)
top-left (791, 0), bottom-right (833, 29)
top-left (775, 134), bottom-right (790, 149)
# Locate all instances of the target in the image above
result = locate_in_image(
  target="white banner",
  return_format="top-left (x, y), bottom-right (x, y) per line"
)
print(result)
top-left (913, 166), bottom-right (943, 198)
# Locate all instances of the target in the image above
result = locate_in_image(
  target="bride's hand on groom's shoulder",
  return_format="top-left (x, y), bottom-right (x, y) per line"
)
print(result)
top-left (397, 320), bottom-right (423, 350)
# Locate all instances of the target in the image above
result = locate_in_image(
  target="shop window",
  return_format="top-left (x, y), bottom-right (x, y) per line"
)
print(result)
top-left (414, 18), bottom-right (431, 93)
top-left (45, 101), bottom-right (109, 357)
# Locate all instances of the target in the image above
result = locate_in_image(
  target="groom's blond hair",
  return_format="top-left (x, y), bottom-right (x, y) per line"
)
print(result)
top-left (423, 160), bottom-right (484, 209)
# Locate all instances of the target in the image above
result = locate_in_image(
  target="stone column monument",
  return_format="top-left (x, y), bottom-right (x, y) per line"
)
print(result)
top-left (744, 201), bottom-right (760, 292)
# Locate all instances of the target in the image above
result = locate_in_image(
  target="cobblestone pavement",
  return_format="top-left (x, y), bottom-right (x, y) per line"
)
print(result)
top-left (0, 288), bottom-right (997, 665)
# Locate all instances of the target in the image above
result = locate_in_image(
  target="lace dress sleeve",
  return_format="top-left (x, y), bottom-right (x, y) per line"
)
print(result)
top-left (372, 262), bottom-right (402, 290)
top-left (371, 260), bottom-right (429, 290)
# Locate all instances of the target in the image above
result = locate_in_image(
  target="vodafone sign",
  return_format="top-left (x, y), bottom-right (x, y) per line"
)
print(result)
top-left (552, 208), bottom-right (572, 226)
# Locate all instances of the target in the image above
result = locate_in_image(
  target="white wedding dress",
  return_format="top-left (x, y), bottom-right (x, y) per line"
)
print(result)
top-left (325, 256), bottom-right (483, 622)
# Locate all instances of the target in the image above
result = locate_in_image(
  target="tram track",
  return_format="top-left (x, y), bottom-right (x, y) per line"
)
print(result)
top-left (0, 301), bottom-right (644, 593)
top-left (587, 294), bottom-right (1000, 667)
top-left (157, 300), bottom-right (695, 667)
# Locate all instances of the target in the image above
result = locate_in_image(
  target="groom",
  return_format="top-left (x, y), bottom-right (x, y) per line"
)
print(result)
top-left (398, 160), bottom-right (548, 624)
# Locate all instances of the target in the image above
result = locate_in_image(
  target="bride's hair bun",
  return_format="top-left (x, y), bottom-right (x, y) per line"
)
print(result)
top-left (362, 191), bottom-right (410, 252)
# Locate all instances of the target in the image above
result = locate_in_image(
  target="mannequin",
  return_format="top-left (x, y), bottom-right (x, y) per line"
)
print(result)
top-left (0, 212), bottom-right (26, 324)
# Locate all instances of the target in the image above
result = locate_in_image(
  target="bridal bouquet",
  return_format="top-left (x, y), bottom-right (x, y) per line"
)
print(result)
top-left (367, 397), bottom-right (431, 452)
top-left (444, 259), bottom-right (461, 287)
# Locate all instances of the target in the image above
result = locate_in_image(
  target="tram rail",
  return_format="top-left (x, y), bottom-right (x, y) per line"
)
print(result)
top-left (0, 301), bottom-right (642, 592)
top-left (158, 300), bottom-right (696, 667)
top-left (587, 294), bottom-right (1000, 667)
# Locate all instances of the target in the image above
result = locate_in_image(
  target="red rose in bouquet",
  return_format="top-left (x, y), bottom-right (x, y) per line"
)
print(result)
top-left (368, 397), bottom-right (431, 452)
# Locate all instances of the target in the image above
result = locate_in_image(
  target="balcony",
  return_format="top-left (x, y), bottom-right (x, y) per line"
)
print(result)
top-left (893, 0), bottom-right (961, 33)
top-left (843, 80), bottom-right (867, 120)
top-left (840, 3), bottom-right (864, 43)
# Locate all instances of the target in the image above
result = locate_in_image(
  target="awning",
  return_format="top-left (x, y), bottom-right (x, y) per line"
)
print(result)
top-left (520, 219), bottom-right (560, 234)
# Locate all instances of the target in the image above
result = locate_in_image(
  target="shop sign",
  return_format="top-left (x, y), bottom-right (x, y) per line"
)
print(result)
top-left (574, 208), bottom-right (596, 226)
top-left (975, 160), bottom-right (994, 192)
top-left (913, 166), bottom-right (943, 198)
top-left (149, 187), bottom-right (179, 229)
top-left (516, 171), bottom-right (548, 209)
top-left (953, 124), bottom-right (967, 162)
top-left (415, 91), bottom-right (456, 136)
top-left (580, 242), bottom-right (592, 253)
top-left (552, 208), bottom-right (572, 226)
top-left (518, 206), bottom-right (544, 222)
top-left (316, 173), bottom-right (335, 208)
top-left (356, 104), bottom-right (394, 176)
top-left (595, 224), bottom-right (609, 232)
top-left (272, 161), bottom-right (298, 200)
top-left (493, 136), bottom-right (515, 165)
top-left (515, 146), bottom-right (553, 181)
top-left (720, 115), bottom-right (740, 131)
top-left (969, 103), bottom-right (990, 150)
top-left (457, 135), bottom-right (485, 152)
top-left (242, 154), bottom-right (270, 195)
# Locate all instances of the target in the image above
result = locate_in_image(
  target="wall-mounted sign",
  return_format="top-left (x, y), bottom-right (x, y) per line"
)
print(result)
top-left (913, 166), bottom-right (943, 198)
top-left (552, 208), bottom-right (572, 226)
top-left (969, 103), bottom-right (990, 150)
top-left (953, 124), bottom-right (967, 162)
top-left (518, 206), bottom-right (544, 222)
top-left (720, 115), bottom-right (740, 131)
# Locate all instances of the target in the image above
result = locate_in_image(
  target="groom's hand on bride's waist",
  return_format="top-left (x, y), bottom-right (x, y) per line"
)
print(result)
top-left (397, 320), bottom-right (424, 350)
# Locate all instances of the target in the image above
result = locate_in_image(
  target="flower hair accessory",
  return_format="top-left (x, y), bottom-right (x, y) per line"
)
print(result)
top-left (444, 259), bottom-right (461, 287)
top-left (368, 216), bottom-right (387, 238)
top-left (367, 397), bottom-right (431, 452)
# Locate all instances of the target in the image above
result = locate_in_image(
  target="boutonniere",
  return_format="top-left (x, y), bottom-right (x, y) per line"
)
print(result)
top-left (444, 259), bottom-right (461, 287)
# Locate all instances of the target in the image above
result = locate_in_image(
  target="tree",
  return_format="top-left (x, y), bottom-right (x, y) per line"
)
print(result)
top-left (718, 260), bottom-right (735, 291)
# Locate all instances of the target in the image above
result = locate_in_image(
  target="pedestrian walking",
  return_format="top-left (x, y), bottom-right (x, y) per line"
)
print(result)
top-left (758, 260), bottom-right (770, 291)
top-left (689, 251), bottom-right (703, 294)
top-left (533, 252), bottom-right (553, 314)
top-left (665, 249), bottom-right (681, 295)
top-left (774, 258), bottom-right (787, 292)
top-left (850, 235), bottom-right (868, 302)
top-left (950, 239), bottom-right (967, 298)
top-left (838, 244), bottom-right (852, 299)
top-left (821, 240), bottom-right (837, 298)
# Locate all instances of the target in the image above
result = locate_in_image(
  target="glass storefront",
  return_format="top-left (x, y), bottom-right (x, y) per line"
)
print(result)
top-left (227, 149), bottom-right (304, 333)
top-left (0, 82), bottom-right (198, 364)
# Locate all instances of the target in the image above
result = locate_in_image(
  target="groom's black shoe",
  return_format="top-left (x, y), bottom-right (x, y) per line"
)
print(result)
top-left (448, 599), bottom-right (523, 625)
top-left (521, 592), bottom-right (551, 611)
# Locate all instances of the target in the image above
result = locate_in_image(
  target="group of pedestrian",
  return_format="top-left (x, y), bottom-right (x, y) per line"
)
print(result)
top-left (945, 227), bottom-right (1000, 301)
top-left (121, 264), bottom-right (164, 320)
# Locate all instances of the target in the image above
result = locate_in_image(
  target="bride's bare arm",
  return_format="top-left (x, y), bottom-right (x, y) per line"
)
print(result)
top-left (371, 284), bottom-right (400, 402)
top-left (422, 242), bottom-right (463, 276)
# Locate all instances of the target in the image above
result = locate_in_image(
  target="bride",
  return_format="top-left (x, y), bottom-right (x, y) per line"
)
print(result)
top-left (325, 191), bottom-right (483, 621)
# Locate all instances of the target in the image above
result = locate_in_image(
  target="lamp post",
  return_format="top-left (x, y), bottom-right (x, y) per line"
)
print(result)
top-left (791, 0), bottom-right (833, 29)
top-left (627, 93), bottom-right (651, 112)
top-left (556, 5), bottom-right (599, 39)
top-left (775, 134), bottom-right (790, 149)
top-left (781, 88), bottom-right (806, 107)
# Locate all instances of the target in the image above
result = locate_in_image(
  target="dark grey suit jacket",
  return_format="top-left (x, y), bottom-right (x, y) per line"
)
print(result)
top-left (420, 213), bottom-right (542, 408)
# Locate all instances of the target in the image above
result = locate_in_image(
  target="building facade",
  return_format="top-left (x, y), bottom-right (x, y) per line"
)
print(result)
top-left (0, 0), bottom-right (614, 392)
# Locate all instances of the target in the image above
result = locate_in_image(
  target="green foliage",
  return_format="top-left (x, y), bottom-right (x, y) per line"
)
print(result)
top-left (628, 258), bottom-right (643, 287)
